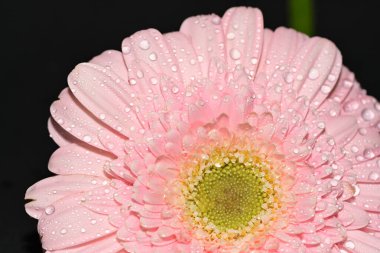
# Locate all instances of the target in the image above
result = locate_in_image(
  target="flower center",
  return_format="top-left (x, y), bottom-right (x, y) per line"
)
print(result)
top-left (192, 161), bottom-right (271, 230)
top-left (181, 147), bottom-right (281, 240)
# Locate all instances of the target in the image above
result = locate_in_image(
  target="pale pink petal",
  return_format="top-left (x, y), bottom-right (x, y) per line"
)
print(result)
top-left (49, 235), bottom-right (123, 253)
top-left (90, 50), bottom-right (129, 81)
top-left (25, 175), bottom-right (109, 219)
top-left (290, 37), bottom-right (342, 108)
top-left (345, 230), bottom-right (380, 252)
top-left (68, 63), bottom-right (143, 138)
top-left (222, 7), bottom-right (263, 75)
top-left (38, 192), bottom-right (118, 250)
top-left (48, 143), bottom-right (111, 176)
top-left (48, 117), bottom-right (76, 147)
top-left (180, 13), bottom-right (225, 79)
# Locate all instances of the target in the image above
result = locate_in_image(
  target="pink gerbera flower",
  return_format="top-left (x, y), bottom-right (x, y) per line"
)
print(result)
top-left (25, 6), bottom-right (380, 253)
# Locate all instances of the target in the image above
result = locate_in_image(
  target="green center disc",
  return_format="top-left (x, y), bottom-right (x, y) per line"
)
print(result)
top-left (190, 162), bottom-right (270, 231)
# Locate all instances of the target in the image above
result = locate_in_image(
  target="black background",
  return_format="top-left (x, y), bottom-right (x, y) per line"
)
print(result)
top-left (2, 1), bottom-right (380, 252)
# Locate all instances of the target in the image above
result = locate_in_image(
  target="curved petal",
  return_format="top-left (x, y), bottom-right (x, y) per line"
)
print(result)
top-left (25, 175), bottom-right (110, 219)
top-left (48, 143), bottom-right (112, 176)
top-left (222, 7), bottom-right (264, 75)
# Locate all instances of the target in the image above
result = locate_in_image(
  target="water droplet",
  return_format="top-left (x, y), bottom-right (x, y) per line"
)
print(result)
top-left (211, 16), bottom-right (221, 25)
top-left (344, 241), bottom-right (355, 250)
top-left (328, 74), bottom-right (336, 82)
top-left (364, 148), bottom-right (375, 159)
top-left (369, 172), bottom-right (379, 181)
top-left (343, 80), bottom-right (353, 87)
top-left (99, 114), bottom-right (106, 120)
top-left (149, 52), bottom-right (157, 61)
top-left (83, 135), bottom-right (92, 143)
top-left (171, 86), bottom-right (179, 94)
top-left (361, 108), bottom-right (375, 121)
top-left (229, 48), bottom-right (241, 60)
top-left (171, 65), bottom-right (178, 72)
top-left (285, 73), bottom-right (294, 83)
top-left (80, 228), bottom-right (86, 233)
top-left (344, 100), bottom-right (359, 112)
top-left (60, 228), bottom-right (67, 235)
top-left (351, 146), bottom-right (359, 153)
top-left (139, 40), bottom-right (150, 50)
top-left (136, 70), bottom-right (144, 79)
top-left (150, 77), bottom-right (158, 85)
top-left (91, 219), bottom-right (97, 225)
top-left (321, 85), bottom-right (331, 94)
top-left (129, 78), bottom-right (137, 85)
top-left (44, 205), bottom-right (55, 215)
top-left (122, 46), bottom-right (131, 54)
top-left (227, 32), bottom-right (235, 40)
top-left (317, 122), bottom-right (325, 129)
top-left (308, 68), bottom-right (319, 80)
top-left (250, 58), bottom-right (258, 65)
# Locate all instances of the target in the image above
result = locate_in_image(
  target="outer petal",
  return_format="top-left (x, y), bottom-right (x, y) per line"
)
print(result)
top-left (180, 12), bottom-right (225, 79)
top-left (222, 7), bottom-right (264, 75)
top-left (68, 63), bottom-right (143, 138)
top-left (51, 88), bottom-right (126, 154)
top-left (290, 37), bottom-right (342, 108)
top-left (25, 175), bottom-right (110, 219)
top-left (49, 235), bottom-right (122, 253)
top-left (48, 143), bottom-right (112, 176)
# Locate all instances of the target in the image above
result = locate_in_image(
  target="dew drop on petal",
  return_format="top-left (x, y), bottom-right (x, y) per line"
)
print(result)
top-left (369, 171), bottom-right (379, 181)
top-left (149, 52), bottom-right (157, 61)
top-left (83, 135), bottom-right (92, 143)
top-left (211, 16), bottom-right (221, 25)
top-left (320, 85), bottom-right (331, 94)
top-left (344, 100), bottom-right (360, 112)
top-left (250, 58), bottom-right (258, 65)
top-left (227, 32), bottom-right (235, 40)
top-left (229, 48), bottom-right (241, 60)
top-left (122, 46), bottom-right (131, 54)
top-left (150, 77), bottom-right (158, 85)
top-left (44, 205), bottom-right (55, 215)
top-left (364, 148), bottom-right (375, 159)
top-left (60, 228), bottom-right (67, 235)
top-left (129, 78), bottom-right (137, 85)
top-left (308, 68), bottom-right (319, 80)
top-left (361, 108), bottom-right (375, 121)
top-left (171, 86), bottom-right (179, 94)
top-left (344, 241), bottom-right (355, 250)
top-left (139, 40), bottom-right (150, 50)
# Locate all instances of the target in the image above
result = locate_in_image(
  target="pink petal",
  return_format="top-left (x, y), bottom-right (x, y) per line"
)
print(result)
top-left (25, 175), bottom-right (109, 219)
top-left (90, 50), bottom-right (129, 81)
top-left (222, 7), bottom-right (263, 75)
top-left (324, 115), bottom-right (358, 145)
top-left (48, 143), bottom-right (111, 176)
top-left (337, 202), bottom-right (370, 230)
top-left (67, 63), bottom-right (143, 138)
top-left (38, 192), bottom-right (118, 250)
top-left (49, 234), bottom-right (122, 253)
top-left (290, 37), bottom-right (341, 108)
top-left (48, 117), bottom-right (76, 147)
top-left (180, 13), bottom-right (224, 79)
top-left (263, 27), bottom-right (307, 77)
top-left (345, 230), bottom-right (380, 252)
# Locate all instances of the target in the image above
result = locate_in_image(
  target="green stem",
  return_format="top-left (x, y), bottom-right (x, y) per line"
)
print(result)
top-left (288, 0), bottom-right (315, 36)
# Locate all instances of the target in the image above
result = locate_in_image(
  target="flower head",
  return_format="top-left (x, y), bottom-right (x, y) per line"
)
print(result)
top-left (26, 6), bottom-right (380, 253)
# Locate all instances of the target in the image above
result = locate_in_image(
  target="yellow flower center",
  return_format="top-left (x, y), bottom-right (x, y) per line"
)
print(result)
top-left (181, 147), bottom-right (281, 241)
